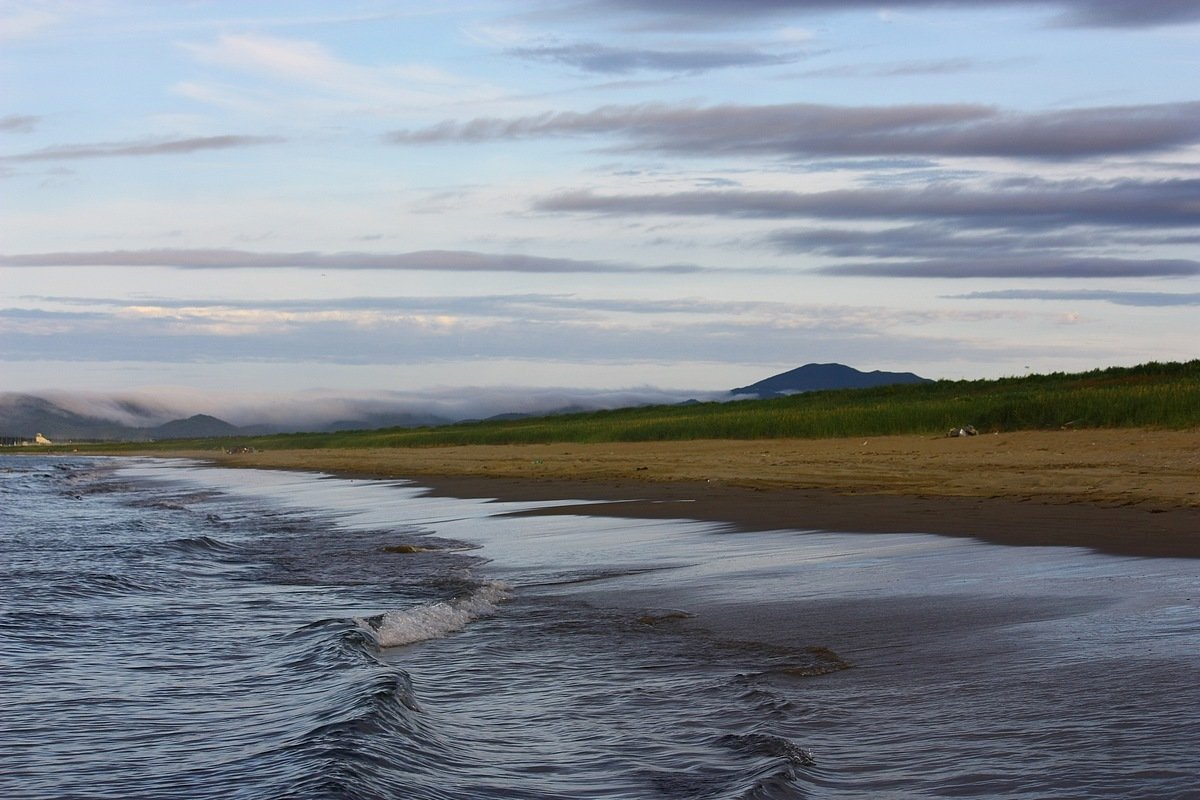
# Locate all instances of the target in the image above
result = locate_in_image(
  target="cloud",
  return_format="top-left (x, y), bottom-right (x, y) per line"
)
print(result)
top-left (182, 32), bottom-right (351, 83)
top-left (0, 8), bottom-right (58, 40)
top-left (1050, 0), bottom-right (1200, 28)
top-left (2, 135), bottom-right (284, 162)
top-left (534, 177), bottom-right (1200, 281)
top-left (508, 42), bottom-right (800, 74)
top-left (14, 385), bottom-right (719, 429)
top-left (2, 384), bottom-right (721, 429)
top-left (0, 115), bottom-right (39, 133)
top-left (948, 289), bottom-right (1200, 306)
top-left (21, 292), bottom-right (777, 318)
top-left (0, 248), bottom-right (705, 274)
top-left (794, 58), bottom-right (1019, 78)
top-left (25, 391), bottom-right (183, 428)
top-left (387, 100), bottom-right (1200, 161)
top-left (817, 257), bottom-right (1200, 279)
top-left (585, 1), bottom-right (1200, 29)
top-left (21, 293), bottom-right (565, 315)
top-left (177, 33), bottom-right (473, 111)
top-left (768, 224), bottom-right (1104, 259)
top-left (0, 295), bottom-right (1033, 374)
top-left (535, 178), bottom-right (1200, 229)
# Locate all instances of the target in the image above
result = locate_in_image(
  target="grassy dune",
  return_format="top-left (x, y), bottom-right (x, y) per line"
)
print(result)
top-left (84, 360), bottom-right (1200, 454)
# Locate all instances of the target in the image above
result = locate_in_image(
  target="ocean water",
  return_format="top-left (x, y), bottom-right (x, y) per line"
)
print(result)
top-left (2, 455), bottom-right (1197, 799)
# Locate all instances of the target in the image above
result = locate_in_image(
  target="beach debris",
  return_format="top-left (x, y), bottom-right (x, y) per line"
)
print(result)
top-left (948, 424), bottom-right (978, 437)
top-left (384, 542), bottom-right (477, 554)
top-left (773, 645), bottom-right (852, 677)
top-left (384, 544), bottom-right (436, 554)
top-left (636, 609), bottom-right (695, 626)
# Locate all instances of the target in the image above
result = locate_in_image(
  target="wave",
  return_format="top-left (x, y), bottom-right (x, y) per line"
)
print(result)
top-left (721, 732), bottom-right (818, 800)
top-left (166, 535), bottom-right (241, 554)
top-left (356, 581), bottom-right (510, 648)
top-left (72, 572), bottom-right (163, 597)
top-left (131, 490), bottom-right (223, 511)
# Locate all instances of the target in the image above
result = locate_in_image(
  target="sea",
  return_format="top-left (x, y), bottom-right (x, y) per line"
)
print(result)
top-left (2, 454), bottom-right (1197, 800)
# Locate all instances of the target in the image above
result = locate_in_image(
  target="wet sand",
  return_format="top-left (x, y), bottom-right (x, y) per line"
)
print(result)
top-left (166, 428), bottom-right (1200, 558)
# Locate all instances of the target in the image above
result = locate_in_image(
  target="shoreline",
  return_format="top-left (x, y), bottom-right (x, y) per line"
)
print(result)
top-left (107, 427), bottom-right (1200, 559)
top-left (416, 475), bottom-right (1200, 559)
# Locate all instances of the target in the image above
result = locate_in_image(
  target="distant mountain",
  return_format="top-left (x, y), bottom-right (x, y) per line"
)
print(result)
top-left (147, 414), bottom-right (243, 439)
top-left (0, 395), bottom-right (141, 441)
top-left (0, 397), bottom-right (245, 441)
top-left (475, 404), bottom-right (595, 424)
top-left (731, 363), bottom-right (931, 398)
top-left (0, 393), bottom-right (461, 442)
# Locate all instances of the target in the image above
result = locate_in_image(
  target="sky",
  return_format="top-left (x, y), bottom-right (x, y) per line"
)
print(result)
top-left (2, 1), bottom-right (1199, 421)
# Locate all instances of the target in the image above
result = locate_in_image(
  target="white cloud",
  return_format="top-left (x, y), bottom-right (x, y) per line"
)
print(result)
top-left (113, 303), bottom-right (472, 338)
top-left (0, 7), bottom-right (57, 41)
top-left (185, 33), bottom-right (341, 82)
top-left (776, 26), bottom-right (817, 42)
top-left (176, 32), bottom-right (488, 115)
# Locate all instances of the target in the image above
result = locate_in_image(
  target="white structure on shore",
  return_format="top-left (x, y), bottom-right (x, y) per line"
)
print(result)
top-left (34, 433), bottom-right (52, 445)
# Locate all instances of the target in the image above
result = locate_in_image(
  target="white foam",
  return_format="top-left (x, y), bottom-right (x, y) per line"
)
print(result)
top-left (358, 581), bottom-right (511, 648)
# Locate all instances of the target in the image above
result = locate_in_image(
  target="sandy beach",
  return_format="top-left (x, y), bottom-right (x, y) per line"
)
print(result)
top-left (155, 427), bottom-right (1200, 558)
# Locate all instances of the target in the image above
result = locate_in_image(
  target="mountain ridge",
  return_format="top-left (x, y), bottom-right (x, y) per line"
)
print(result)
top-left (0, 394), bottom-right (449, 441)
top-left (730, 363), bottom-right (931, 398)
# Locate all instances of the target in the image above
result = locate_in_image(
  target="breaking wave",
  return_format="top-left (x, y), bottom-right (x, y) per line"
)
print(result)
top-left (356, 581), bottom-right (512, 648)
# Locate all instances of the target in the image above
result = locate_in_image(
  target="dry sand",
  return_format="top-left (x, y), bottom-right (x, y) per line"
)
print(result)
top-left (166, 428), bottom-right (1200, 558)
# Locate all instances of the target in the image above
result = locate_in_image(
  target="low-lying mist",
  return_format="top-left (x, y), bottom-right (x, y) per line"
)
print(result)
top-left (25, 385), bottom-right (721, 433)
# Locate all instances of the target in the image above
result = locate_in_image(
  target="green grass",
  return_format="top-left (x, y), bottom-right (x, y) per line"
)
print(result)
top-left (74, 360), bottom-right (1200, 453)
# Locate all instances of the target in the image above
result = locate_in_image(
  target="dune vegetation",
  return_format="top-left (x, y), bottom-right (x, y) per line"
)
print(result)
top-left (77, 360), bottom-right (1200, 454)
